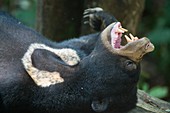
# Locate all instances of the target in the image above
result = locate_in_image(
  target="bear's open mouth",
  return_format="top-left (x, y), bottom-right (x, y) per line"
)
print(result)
top-left (110, 22), bottom-right (138, 49)
top-left (101, 22), bottom-right (154, 62)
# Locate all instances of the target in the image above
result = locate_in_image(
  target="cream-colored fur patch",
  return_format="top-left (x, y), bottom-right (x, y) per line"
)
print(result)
top-left (22, 43), bottom-right (80, 87)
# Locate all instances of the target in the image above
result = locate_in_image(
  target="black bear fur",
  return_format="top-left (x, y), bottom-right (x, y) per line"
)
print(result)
top-left (0, 9), bottom-right (140, 113)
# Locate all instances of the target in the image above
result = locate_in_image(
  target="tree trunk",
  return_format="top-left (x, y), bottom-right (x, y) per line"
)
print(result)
top-left (36, 0), bottom-right (84, 41)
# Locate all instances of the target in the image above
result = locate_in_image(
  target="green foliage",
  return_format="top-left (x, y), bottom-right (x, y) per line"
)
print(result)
top-left (138, 71), bottom-right (169, 99)
top-left (149, 86), bottom-right (168, 98)
top-left (139, 82), bottom-right (169, 98)
top-left (11, 0), bottom-right (37, 28)
top-left (137, 0), bottom-right (170, 99)
top-left (141, 82), bottom-right (149, 92)
top-left (149, 28), bottom-right (170, 44)
top-left (146, 0), bottom-right (170, 74)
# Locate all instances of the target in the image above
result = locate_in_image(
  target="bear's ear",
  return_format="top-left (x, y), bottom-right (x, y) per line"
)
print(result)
top-left (22, 43), bottom-right (80, 87)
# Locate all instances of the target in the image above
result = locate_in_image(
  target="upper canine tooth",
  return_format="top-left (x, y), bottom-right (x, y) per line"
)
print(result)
top-left (119, 27), bottom-right (128, 32)
top-left (117, 28), bottom-right (125, 33)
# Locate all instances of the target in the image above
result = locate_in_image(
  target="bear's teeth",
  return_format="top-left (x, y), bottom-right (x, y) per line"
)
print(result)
top-left (124, 33), bottom-right (139, 43)
top-left (119, 27), bottom-right (128, 32)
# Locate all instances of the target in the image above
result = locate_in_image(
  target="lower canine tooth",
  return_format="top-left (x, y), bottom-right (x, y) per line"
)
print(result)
top-left (129, 33), bottom-right (135, 40)
top-left (125, 35), bottom-right (132, 42)
top-left (134, 37), bottom-right (139, 40)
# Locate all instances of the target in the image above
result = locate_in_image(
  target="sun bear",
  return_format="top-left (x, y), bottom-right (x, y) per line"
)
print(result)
top-left (0, 8), bottom-right (154, 113)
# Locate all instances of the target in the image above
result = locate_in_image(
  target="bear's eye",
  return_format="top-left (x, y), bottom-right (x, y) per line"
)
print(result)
top-left (124, 60), bottom-right (137, 71)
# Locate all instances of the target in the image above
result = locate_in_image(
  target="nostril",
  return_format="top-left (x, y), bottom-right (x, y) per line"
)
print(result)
top-left (145, 43), bottom-right (150, 50)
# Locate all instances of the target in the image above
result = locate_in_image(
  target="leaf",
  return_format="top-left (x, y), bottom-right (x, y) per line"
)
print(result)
top-left (11, 0), bottom-right (37, 28)
top-left (142, 82), bottom-right (149, 92)
top-left (148, 86), bottom-right (168, 98)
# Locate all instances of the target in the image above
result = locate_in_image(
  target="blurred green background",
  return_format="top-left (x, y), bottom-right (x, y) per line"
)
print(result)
top-left (137, 0), bottom-right (170, 100)
top-left (0, 0), bottom-right (37, 27)
top-left (0, 0), bottom-right (170, 101)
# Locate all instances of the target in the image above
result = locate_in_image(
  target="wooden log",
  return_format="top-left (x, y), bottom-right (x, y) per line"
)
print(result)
top-left (129, 90), bottom-right (170, 113)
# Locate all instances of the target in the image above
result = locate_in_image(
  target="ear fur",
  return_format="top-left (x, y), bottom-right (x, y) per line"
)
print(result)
top-left (21, 43), bottom-right (80, 87)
